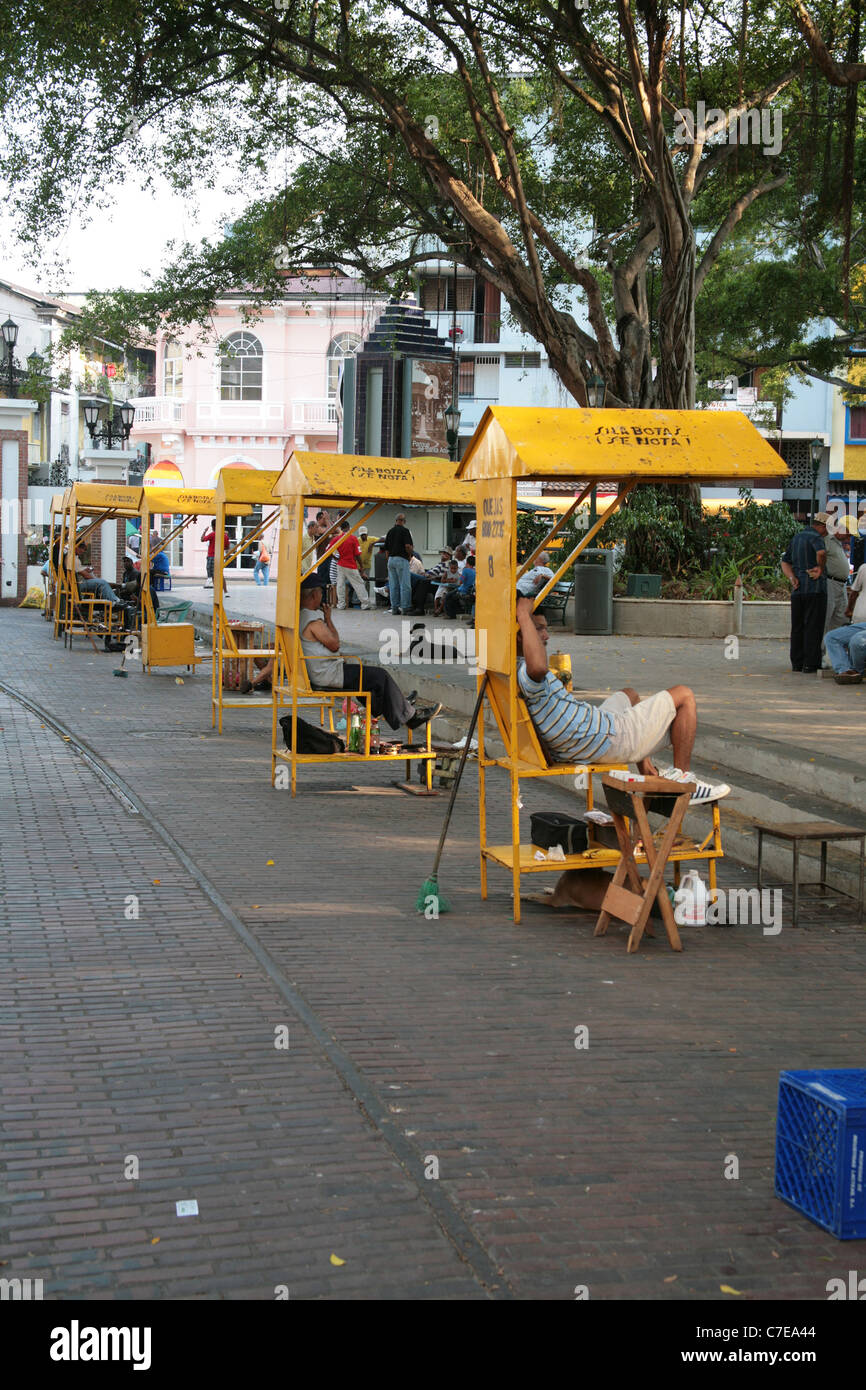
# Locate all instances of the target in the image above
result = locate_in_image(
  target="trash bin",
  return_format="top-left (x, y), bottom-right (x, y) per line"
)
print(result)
top-left (573, 548), bottom-right (614, 635)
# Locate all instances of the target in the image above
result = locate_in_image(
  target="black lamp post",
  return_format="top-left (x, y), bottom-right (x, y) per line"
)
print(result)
top-left (2, 317), bottom-right (19, 397)
top-left (83, 399), bottom-right (136, 450)
top-left (809, 436), bottom-right (824, 524)
top-left (585, 369), bottom-right (607, 523)
top-left (445, 400), bottom-right (462, 463)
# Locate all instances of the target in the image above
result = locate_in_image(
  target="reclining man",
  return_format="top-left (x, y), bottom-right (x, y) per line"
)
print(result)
top-left (516, 596), bottom-right (729, 803)
top-left (299, 573), bottom-right (440, 731)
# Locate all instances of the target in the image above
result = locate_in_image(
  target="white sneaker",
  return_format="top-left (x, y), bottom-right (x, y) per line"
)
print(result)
top-left (656, 766), bottom-right (731, 804)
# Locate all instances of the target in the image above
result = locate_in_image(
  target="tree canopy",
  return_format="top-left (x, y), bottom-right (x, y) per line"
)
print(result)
top-left (0, 0), bottom-right (863, 406)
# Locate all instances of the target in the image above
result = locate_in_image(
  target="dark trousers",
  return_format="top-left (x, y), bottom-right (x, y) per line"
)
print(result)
top-left (444, 588), bottom-right (473, 618)
top-left (409, 574), bottom-right (432, 613)
top-left (342, 663), bottom-right (412, 730)
top-left (791, 591), bottom-right (827, 671)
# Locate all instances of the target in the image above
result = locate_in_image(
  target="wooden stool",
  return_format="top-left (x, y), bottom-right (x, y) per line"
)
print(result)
top-left (755, 820), bottom-right (866, 927)
top-left (594, 775), bottom-right (693, 953)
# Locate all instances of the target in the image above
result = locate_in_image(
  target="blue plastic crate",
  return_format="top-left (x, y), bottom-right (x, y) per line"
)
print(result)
top-left (775, 1070), bottom-right (866, 1239)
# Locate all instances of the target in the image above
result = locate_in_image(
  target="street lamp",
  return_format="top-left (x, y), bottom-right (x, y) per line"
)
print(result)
top-left (2, 316), bottom-right (19, 397)
top-left (809, 436), bottom-right (824, 524)
top-left (83, 399), bottom-right (136, 450)
top-left (585, 369), bottom-right (607, 522)
top-left (586, 370), bottom-right (607, 410)
top-left (445, 400), bottom-right (462, 463)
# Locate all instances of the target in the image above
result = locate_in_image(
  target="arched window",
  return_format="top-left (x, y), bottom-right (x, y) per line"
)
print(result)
top-left (163, 341), bottom-right (183, 397)
top-left (327, 333), bottom-right (361, 400)
top-left (220, 331), bottom-right (263, 401)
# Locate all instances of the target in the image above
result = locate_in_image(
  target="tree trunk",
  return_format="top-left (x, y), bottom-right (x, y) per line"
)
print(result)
top-left (655, 228), bottom-right (696, 411)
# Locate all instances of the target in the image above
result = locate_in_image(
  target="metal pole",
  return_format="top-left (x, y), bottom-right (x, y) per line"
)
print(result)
top-left (450, 256), bottom-right (458, 462)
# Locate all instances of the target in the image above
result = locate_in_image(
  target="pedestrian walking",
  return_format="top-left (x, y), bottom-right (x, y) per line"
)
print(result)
top-left (335, 521), bottom-right (371, 610)
top-left (253, 537), bottom-right (271, 586)
top-left (781, 512), bottom-right (828, 673)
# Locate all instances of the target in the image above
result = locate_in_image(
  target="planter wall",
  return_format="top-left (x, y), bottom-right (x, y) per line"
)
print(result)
top-left (611, 598), bottom-right (788, 639)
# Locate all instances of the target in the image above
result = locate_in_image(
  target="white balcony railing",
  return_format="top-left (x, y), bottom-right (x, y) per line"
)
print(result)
top-left (196, 400), bottom-right (285, 429)
top-left (291, 399), bottom-right (339, 431)
top-left (131, 396), bottom-right (184, 427)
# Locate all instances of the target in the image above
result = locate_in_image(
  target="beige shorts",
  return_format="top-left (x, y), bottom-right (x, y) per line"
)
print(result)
top-left (600, 689), bottom-right (676, 765)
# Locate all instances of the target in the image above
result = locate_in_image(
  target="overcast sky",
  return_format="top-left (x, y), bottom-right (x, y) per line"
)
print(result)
top-left (0, 174), bottom-right (239, 299)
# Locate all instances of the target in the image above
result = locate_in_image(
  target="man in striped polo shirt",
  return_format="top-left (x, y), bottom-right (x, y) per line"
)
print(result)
top-left (516, 597), bottom-right (729, 804)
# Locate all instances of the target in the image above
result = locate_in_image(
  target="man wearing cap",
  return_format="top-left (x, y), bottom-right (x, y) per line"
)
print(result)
top-left (462, 520), bottom-right (477, 553)
top-left (822, 525), bottom-right (851, 642)
top-left (781, 513), bottom-right (829, 673)
top-left (383, 512), bottom-right (414, 615)
top-left (298, 574), bottom-right (440, 729)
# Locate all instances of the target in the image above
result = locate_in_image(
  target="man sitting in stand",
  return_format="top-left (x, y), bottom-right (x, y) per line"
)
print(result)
top-left (516, 596), bottom-right (730, 803)
top-left (444, 554), bottom-right (476, 618)
top-left (299, 574), bottom-right (440, 731)
top-left (70, 544), bottom-right (133, 651)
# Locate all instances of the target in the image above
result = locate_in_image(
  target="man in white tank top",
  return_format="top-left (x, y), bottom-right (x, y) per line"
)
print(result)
top-left (299, 575), bottom-right (441, 731)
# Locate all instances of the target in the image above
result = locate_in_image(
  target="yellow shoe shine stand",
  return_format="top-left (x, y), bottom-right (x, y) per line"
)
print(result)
top-left (211, 468), bottom-right (281, 731)
top-left (55, 483), bottom-right (144, 649)
top-left (269, 451), bottom-right (475, 795)
top-left (138, 487), bottom-right (250, 675)
top-left (456, 406), bottom-right (788, 925)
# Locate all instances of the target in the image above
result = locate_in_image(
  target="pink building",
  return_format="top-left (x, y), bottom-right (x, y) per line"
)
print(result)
top-left (130, 274), bottom-right (381, 579)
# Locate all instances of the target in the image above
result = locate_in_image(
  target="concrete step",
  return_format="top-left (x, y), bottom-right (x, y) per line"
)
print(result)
top-left (695, 722), bottom-right (866, 809)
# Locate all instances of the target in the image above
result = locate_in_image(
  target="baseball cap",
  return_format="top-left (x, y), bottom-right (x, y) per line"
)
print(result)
top-left (299, 573), bottom-right (325, 593)
top-left (467, 520), bottom-right (476, 529)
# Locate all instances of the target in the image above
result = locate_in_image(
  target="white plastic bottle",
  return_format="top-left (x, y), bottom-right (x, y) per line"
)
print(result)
top-left (673, 870), bottom-right (708, 926)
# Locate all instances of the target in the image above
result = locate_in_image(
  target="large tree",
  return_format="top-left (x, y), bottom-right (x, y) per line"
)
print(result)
top-left (0, 0), bottom-right (863, 406)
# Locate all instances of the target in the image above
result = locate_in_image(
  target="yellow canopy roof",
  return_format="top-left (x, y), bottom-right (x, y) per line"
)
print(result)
top-left (140, 486), bottom-right (250, 518)
top-left (216, 469), bottom-right (282, 508)
top-left (274, 451), bottom-right (476, 506)
top-left (458, 407), bottom-right (788, 484)
top-left (70, 482), bottom-right (144, 516)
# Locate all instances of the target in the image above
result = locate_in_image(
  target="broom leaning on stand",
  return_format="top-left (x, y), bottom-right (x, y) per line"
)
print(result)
top-left (416, 675), bottom-right (488, 916)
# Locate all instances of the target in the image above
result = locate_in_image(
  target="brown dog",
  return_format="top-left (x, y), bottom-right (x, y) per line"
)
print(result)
top-left (546, 867), bottom-right (664, 921)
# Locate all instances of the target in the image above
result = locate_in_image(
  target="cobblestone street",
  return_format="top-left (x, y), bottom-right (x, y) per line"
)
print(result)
top-left (1, 607), bottom-right (864, 1301)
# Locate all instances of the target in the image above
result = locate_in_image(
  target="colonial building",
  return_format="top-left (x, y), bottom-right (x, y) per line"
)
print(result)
top-left (129, 273), bottom-right (382, 580)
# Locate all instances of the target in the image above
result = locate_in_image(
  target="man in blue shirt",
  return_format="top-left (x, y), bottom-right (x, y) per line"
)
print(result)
top-left (516, 596), bottom-right (730, 803)
top-left (781, 514), bottom-right (828, 673)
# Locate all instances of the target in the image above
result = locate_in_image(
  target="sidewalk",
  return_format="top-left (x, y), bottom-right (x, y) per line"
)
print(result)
top-left (1, 605), bottom-right (865, 1300)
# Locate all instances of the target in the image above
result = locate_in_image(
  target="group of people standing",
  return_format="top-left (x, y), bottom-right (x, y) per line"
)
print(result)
top-left (782, 510), bottom-right (866, 682)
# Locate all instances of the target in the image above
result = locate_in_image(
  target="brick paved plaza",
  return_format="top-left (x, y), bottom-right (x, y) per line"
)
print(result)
top-left (1, 606), bottom-right (864, 1302)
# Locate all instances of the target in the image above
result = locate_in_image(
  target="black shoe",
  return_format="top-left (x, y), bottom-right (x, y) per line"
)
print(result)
top-left (406, 701), bottom-right (442, 730)
top-left (406, 690), bottom-right (418, 706)
top-left (391, 609), bottom-right (402, 615)
top-left (802, 667), bottom-right (818, 674)
top-left (791, 666), bottom-right (803, 672)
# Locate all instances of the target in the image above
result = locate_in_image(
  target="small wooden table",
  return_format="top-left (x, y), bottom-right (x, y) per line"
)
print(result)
top-left (755, 820), bottom-right (866, 927)
top-left (223, 620), bottom-right (265, 690)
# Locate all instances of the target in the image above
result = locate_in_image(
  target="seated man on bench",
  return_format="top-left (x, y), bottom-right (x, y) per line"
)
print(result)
top-left (516, 596), bottom-right (730, 804)
top-left (299, 574), bottom-right (440, 731)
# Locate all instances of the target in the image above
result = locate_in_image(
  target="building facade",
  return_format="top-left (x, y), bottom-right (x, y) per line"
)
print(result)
top-left (130, 274), bottom-right (382, 579)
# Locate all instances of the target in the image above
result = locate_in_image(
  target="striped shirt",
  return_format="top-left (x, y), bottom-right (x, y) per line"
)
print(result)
top-left (517, 660), bottom-right (614, 762)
